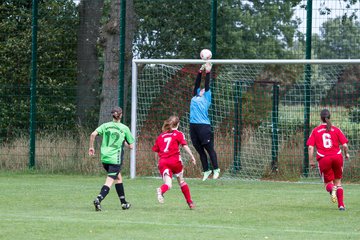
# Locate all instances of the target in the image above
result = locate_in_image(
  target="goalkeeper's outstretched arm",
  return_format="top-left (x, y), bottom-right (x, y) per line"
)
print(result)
top-left (193, 70), bottom-right (202, 96)
top-left (204, 63), bottom-right (212, 92)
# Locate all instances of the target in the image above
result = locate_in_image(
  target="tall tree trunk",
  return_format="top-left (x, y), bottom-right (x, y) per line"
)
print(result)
top-left (99, 0), bottom-right (135, 125)
top-left (76, 0), bottom-right (104, 126)
top-left (122, 0), bottom-right (136, 124)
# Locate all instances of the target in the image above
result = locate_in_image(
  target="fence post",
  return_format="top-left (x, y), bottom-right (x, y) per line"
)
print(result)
top-left (233, 81), bottom-right (243, 172)
top-left (29, 0), bottom-right (38, 168)
top-left (211, 0), bottom-right (217, 58)
top-left (303, 0), bottom-right (313, 177)
top-left (118, 0), bottom-right (126, 109)
top-left (271, 84), bottom-right (279, 172)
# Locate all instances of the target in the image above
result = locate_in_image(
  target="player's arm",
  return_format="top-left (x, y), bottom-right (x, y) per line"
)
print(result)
top-left (204, 63), bottom-right (212, 92)
top-left (89, 130), bottom-right (98, 156)
top-left (193, 65), bottom-right (204, 96)
top-left (182, 144), bottom-right (196, 165)
top-left (342, 143), bottom-right (350, 160)
top-left (124, 140), bottom-right (134, 150)
top-left (308, 145), bottom-right (316, 168)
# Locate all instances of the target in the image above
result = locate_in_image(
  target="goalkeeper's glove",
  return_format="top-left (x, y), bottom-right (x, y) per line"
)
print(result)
top-left (205, 62), bottom-right (212, 73)
top-left (199, 64), bottom-right (206, 72)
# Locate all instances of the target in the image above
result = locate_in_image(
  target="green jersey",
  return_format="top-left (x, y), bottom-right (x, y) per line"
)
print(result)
top-left (96, 121), bottom-right (135, 164)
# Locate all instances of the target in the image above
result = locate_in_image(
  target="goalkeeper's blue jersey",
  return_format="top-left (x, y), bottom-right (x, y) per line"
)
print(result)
top-left (190, 89), bottom-right (211, 125)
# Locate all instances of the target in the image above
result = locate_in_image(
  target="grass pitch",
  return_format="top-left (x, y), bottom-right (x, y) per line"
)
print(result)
top-left (1, 172), bottom-right (359, 240)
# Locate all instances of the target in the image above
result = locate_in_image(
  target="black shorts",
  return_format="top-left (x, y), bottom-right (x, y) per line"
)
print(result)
top-left (190, 123), bottom-right (212, 146)
top-left (102, 163), bottom-right (122, 179)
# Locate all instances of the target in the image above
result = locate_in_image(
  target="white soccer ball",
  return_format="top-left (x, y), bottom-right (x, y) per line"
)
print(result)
top-left (200, 49), bottom-right (212, 60)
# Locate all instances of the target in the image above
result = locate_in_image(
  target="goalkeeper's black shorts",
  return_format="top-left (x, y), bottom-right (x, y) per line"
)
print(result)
top-left (189, 123), bottom-right (213, 147)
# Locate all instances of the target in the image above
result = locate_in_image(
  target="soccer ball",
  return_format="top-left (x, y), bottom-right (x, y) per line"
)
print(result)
top-left (200, 49), bottom-right (212, 60)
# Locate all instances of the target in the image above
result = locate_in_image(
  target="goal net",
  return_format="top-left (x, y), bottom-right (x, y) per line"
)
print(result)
top-left (130, 59), bottom-right (360, 181)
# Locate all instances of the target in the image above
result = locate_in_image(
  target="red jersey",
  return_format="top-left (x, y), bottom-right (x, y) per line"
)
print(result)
top-left (152, 129), bottom-right (188, 161)
top-left (307, 123), bottom-right (348, 158)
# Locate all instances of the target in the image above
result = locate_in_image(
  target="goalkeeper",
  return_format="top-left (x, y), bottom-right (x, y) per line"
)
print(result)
top-left (189, 63), bottom-right (220, 181)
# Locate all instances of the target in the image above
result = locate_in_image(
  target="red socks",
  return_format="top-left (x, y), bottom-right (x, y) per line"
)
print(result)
top-left (180, 182), bottom-right (192, 203)
top-left (160, 184), bottom-right (169, 194)
top-left (159, 182), bottom-right (193, 204)
top-left (336, 186), bottom-right (345, 208)
top-left (325, 183), bottom-right (345, 208)
top-left (325, 183), bottom-right (334, 193)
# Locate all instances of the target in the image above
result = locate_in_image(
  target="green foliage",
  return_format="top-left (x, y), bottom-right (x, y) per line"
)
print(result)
top-left (134, 0), bottom-right (211, 59)
top-left (349, 104), bottom-right (360, 123)
top-left (0, 1), bottom-right (78, 142)
top-left (216, 0), bottom-right (302, 59)
top-left (315, 17), bottom-right (360, 59)
top-left (134, 0), bottom-right (303, 59)
top-left (241, 85), bottom-right (272, 128)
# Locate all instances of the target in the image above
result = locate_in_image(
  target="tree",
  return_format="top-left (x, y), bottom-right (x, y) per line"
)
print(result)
top-left (217, 0), bottom-right (302, 59)
top-left (76, 0), bottom-right (104, 126)
top-left (315, 17), bottom-right (360, 59)
top-left (133, 0), bottom-right (211, 59)
top-left (133, 0), bottom-right (302, 59)
top-left (98, 0), bottom-right (136, 124)
top-left (0, 1), bottom-right (78, 141)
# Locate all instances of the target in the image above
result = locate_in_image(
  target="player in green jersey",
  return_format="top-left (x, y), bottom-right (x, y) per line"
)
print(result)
top-left (89, 106), bottom-right (135, 211)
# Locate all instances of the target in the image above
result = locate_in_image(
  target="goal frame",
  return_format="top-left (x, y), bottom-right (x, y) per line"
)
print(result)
top-left (130, 59), bottom-right (360, 179)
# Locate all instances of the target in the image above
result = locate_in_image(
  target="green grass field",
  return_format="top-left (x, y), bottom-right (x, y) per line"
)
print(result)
top-left (1, 172), bottom-right (359, 240)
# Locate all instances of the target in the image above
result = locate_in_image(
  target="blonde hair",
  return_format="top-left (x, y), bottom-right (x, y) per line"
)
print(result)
top-left (162, 115), bottom-right (180, 132)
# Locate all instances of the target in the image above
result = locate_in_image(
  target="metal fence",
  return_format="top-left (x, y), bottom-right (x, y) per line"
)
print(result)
top-left (1, 0), bottom-right (359, 181)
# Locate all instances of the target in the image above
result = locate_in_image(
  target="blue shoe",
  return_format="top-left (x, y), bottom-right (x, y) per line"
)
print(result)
top-left (339, 206), bottom-right (345, 211)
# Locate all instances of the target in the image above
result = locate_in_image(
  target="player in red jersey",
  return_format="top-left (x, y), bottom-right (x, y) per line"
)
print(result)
top-left (152, 115), bottom-right (196, 209)
top-left (306, 109), bottom-right (350, 211)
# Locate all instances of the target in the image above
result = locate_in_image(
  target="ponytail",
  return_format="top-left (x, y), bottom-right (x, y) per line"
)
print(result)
top-left (111, 107), bottom-right (122, 121)
top-left (320, 109), bottom-right (331, 132)
top-left (324, 117), bottom-right (332, 132)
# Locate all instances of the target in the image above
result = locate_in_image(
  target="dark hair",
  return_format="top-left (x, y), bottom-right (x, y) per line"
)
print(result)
top-left (111, 107), bottom-right (122, 120)
top-left (320, 109), bottom-right (331, 131)
top-left (162, 115), bottom-right (179, 132)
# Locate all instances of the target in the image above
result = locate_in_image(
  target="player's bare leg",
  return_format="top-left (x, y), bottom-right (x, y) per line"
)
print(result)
top-left (157, 172), bottom-right (171, 204)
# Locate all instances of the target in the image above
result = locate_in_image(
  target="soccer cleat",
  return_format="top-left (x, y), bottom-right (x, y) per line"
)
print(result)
top-left (93, 198), bottom-right (101, 211)
top-left (339, 206), bottom-right (346, 211)
top-left (330, 186), bottom-right (337, 203)
top-left (188, 202), bottom-right (195, 210)
top-left (157, 188), bottom-right (164, 203)
top-left (121, 202), bottom-right (131, 210)
top-left (213, 168), bottom-right (220, 179)
top-left (202, 170), bottom-right (212, 181)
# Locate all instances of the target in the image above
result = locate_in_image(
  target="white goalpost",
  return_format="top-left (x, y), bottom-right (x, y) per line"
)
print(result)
top-left (130, 59), bottom-right (360, 180)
